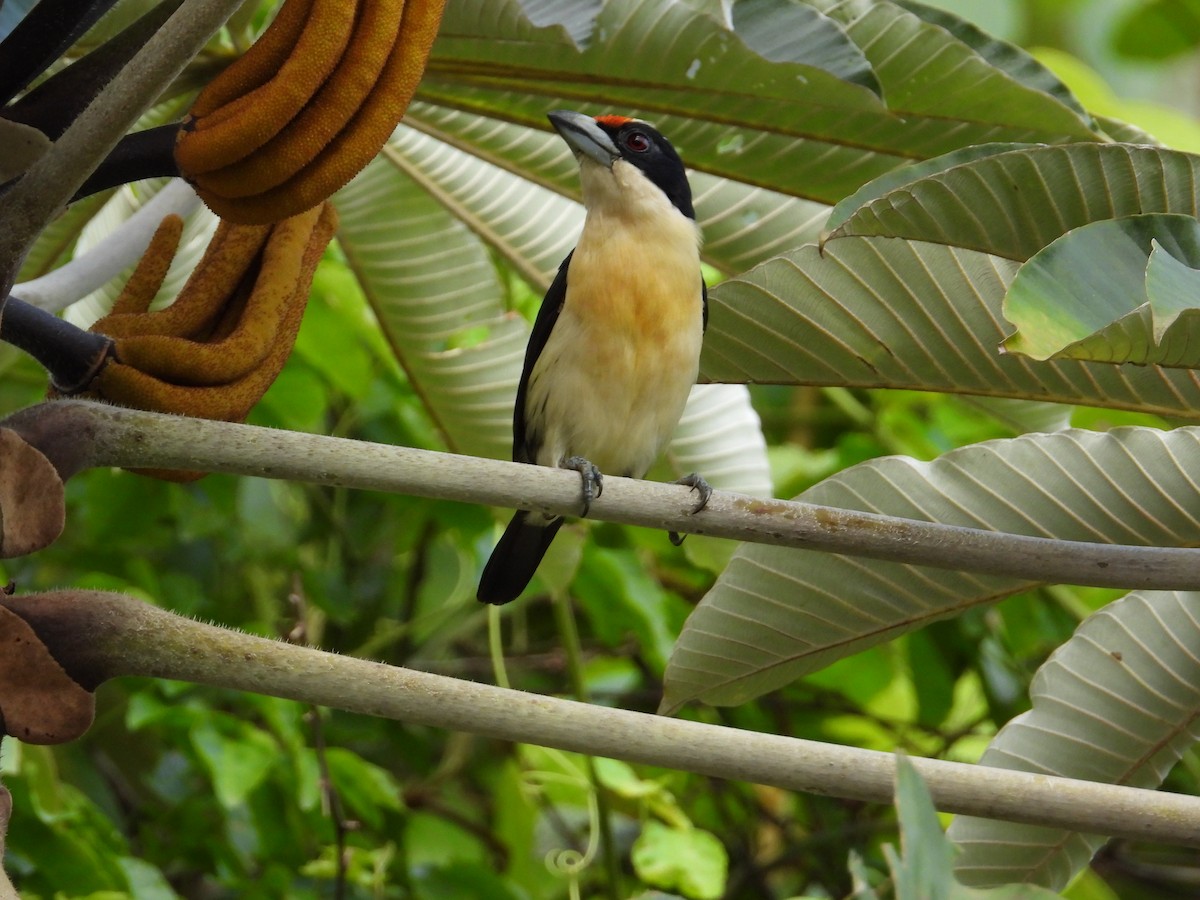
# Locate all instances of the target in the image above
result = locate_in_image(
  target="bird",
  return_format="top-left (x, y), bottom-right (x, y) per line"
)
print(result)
top-left (477, 109), bottom-right (710, 606)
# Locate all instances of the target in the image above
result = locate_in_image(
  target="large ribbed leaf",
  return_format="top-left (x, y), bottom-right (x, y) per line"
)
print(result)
top-left (1003, 214), bottom-right (1200, 367)
top-left (422, 0), bottom-right (1101, 206)
top-left (804, 0), bottom-right (1095, 138)
top-left (701, 236), bottom-right (1200, 420)
top-left (823, 143), bottom-right (1037, 234)
top-left (825, 144), bottom-right (1200, 260)
top-left (661, 428), bottom-right (1200, 711)
top-left (730, 0), bottom-right (879, 93)
top-left (333, 139), bottom-right (521, 459)
top-left (663, 384), bottom-right (773, 497)
top-left (892, 0), bottom-right (1089, 121)
top-left (948, 590), bottom-right (1200, 890)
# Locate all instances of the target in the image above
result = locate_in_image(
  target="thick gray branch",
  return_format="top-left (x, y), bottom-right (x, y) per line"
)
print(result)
top-left (8, 399), bottom-right (1200, 590)
top-left (46, 591), bottom-right (1200, 848)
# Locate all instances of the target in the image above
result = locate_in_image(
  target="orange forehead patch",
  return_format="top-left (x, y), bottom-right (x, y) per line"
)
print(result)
top-left (595, 115), bottom-right (633, 128)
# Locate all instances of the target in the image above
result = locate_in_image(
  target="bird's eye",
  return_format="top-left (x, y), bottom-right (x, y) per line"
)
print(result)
top-left (624, 132), bottom-right (651, 153)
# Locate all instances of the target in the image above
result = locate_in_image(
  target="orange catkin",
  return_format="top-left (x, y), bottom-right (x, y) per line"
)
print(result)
top-left (95, 223), bottom-right (271, 339)
top-left (107, 214), bottom-right (184, 317)
top-left (110, 206), bottom-right (324, 385)
top-left (195, 0), bottom-right (447, 224)
top-left (193, 0), bottom-right (407, 200)
top-left (174, 0), bottom-right (357, 175)
top-left (189, 0), bottom-right (318, 119)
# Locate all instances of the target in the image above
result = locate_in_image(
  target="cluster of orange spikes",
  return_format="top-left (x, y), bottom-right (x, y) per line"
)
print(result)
top-left (56, 0), bottom-right (449, 478)
top-left (56, 204), bottom-right (337, 478)
top-left (174, 0), bottom-right (446, 224)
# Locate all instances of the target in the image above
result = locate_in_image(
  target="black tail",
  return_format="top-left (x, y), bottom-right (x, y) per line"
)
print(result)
top-left (477, 511), bottom-right (564, 605)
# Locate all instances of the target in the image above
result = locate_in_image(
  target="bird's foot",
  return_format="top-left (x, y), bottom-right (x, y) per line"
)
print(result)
top-left (561, 456), bottom-right (603, 517)
top-left (669, 472), bottom-right (712, 546)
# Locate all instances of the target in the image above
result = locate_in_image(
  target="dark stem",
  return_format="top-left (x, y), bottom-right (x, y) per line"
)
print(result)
top-left (0, 295), bottom-right (112, 392)
top-left (0, 0), bottom-right (123, 104)
top-left (71, 125), bottom-right (182, 203)
top-left (3, 0), bottom-right (185, 139)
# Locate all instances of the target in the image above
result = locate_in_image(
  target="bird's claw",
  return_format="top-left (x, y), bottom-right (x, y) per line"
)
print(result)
top-left (561, 455), bottom-right (603, 517)
top-left (669, 472), bottom-right (711, 546)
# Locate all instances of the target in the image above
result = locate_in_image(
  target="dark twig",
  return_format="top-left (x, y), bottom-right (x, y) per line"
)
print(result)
top-left (0, 295), bottom-right (112, 391)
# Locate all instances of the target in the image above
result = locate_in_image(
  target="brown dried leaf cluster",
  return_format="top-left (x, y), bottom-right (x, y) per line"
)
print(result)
top-left (0, 427), bottom-right (63, 557)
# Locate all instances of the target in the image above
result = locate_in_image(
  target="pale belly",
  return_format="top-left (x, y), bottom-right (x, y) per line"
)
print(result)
top-left (526, 304), bottom-right (702, 476)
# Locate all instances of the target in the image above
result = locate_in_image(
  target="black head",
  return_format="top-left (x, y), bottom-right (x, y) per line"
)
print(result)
top-left (547, 110), bottom-right (695, 220)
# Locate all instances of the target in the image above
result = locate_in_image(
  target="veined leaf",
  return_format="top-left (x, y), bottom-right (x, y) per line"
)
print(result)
top-left (662, 384), bottom-right (773, 497)
top-left (662, 427), bottom-right (1200, 711)
top-left (731, 0), bottom-right (880, 93)
top-left (334, 140), bottom-right (520, 458)
top-left (1003, 214), bottom-right (1200, 366)
top-left (948, 590), bottom-right (1200, 890)
top-left (423, 0), bottom-right (1102, 206)
top-left (806, 0), bottom-right (1095, 136)
top-left (892, 0), bottom-right (1090, 123)
top-left (701, 236), bottom-right (1200, 421)
top-left (515, 0), bottom-right (603, 48)
top-left (825, 144), bottom-right (1200, 260)
top-left (825, 143), bottom-right (1037, 234)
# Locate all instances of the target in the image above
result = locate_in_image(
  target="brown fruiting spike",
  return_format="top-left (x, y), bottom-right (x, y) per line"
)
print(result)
top-left (0, 428), bottom-right (65, 558)
top-left (95, 221), bottom-right (271, 339)
top-left (73, 203), bottom-right (338, 481)
top-left (176, 0), bottom-right (446, 224)
top-left (108, 213), bottom-right (184, 316)
top-left (193, 0), bottom-right (406, 200)
top-left (0, 603), bottom-right (95, 744)
top-left (188, 0), bottom-right (318, 119)
top-left (174, 0), bottom-right (356, 175)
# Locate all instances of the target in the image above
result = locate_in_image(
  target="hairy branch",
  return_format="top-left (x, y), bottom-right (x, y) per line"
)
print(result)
top-left (9, 590), bottom-right (1200, 848)
top-left (6, 399), bottom-right (1200, 590)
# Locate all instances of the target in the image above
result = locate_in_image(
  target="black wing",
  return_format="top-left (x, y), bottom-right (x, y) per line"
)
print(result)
top-left (512, 251), bottom-right (572, 464)
top-left (702, 278), bottom-right (708, 334)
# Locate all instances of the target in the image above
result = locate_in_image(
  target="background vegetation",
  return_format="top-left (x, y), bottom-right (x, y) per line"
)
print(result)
top-left (3, 0), bottom-right (1200, 898)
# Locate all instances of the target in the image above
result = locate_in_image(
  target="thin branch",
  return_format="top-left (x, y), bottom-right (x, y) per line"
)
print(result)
top-left (15, 590), bottom-right (1200, 848)
top-left (0, 298), bottom-right (112, 391)
top-left (12, 179), bottom-right (200, 313)
top-left (0, 0), bottom-right (242, 295)
top-left (8, 399), bottom-right (1200, 591)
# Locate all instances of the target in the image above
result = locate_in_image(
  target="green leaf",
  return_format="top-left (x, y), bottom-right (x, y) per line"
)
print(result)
top-left (1002, 214), bottom-right (1200, 365)
top-left (404, 812), bottom-right (489, 869)
top-left (891, 756), bottom-right (954, 900)
top-left (702, 237), bottom-right (1200, 421)
top-left (323, 747), bottom-right (403, 830)
top-left (732, 0), bottom-right (880, 94)
top-left (825, 143), bottom-right (1037, 234)
top-left (189, 718), bottom-right (279, 808)
top-left (826, 144), bottom-right (1200, 261)
top-left (662, 427), bottom-right (1200, 709)
top-left (893, 0), bottom-right (1090, 122)
top-left (632, 821), bottom-right (728, 900)
top-left (949, 590), bottom-right (1200, 890)
top-left (1111, 0), bottom-right (1200, 61)
top-left (576, 547), bottom-right (678, 672)
top-left (425, 0), bottom-right (1100, 206)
